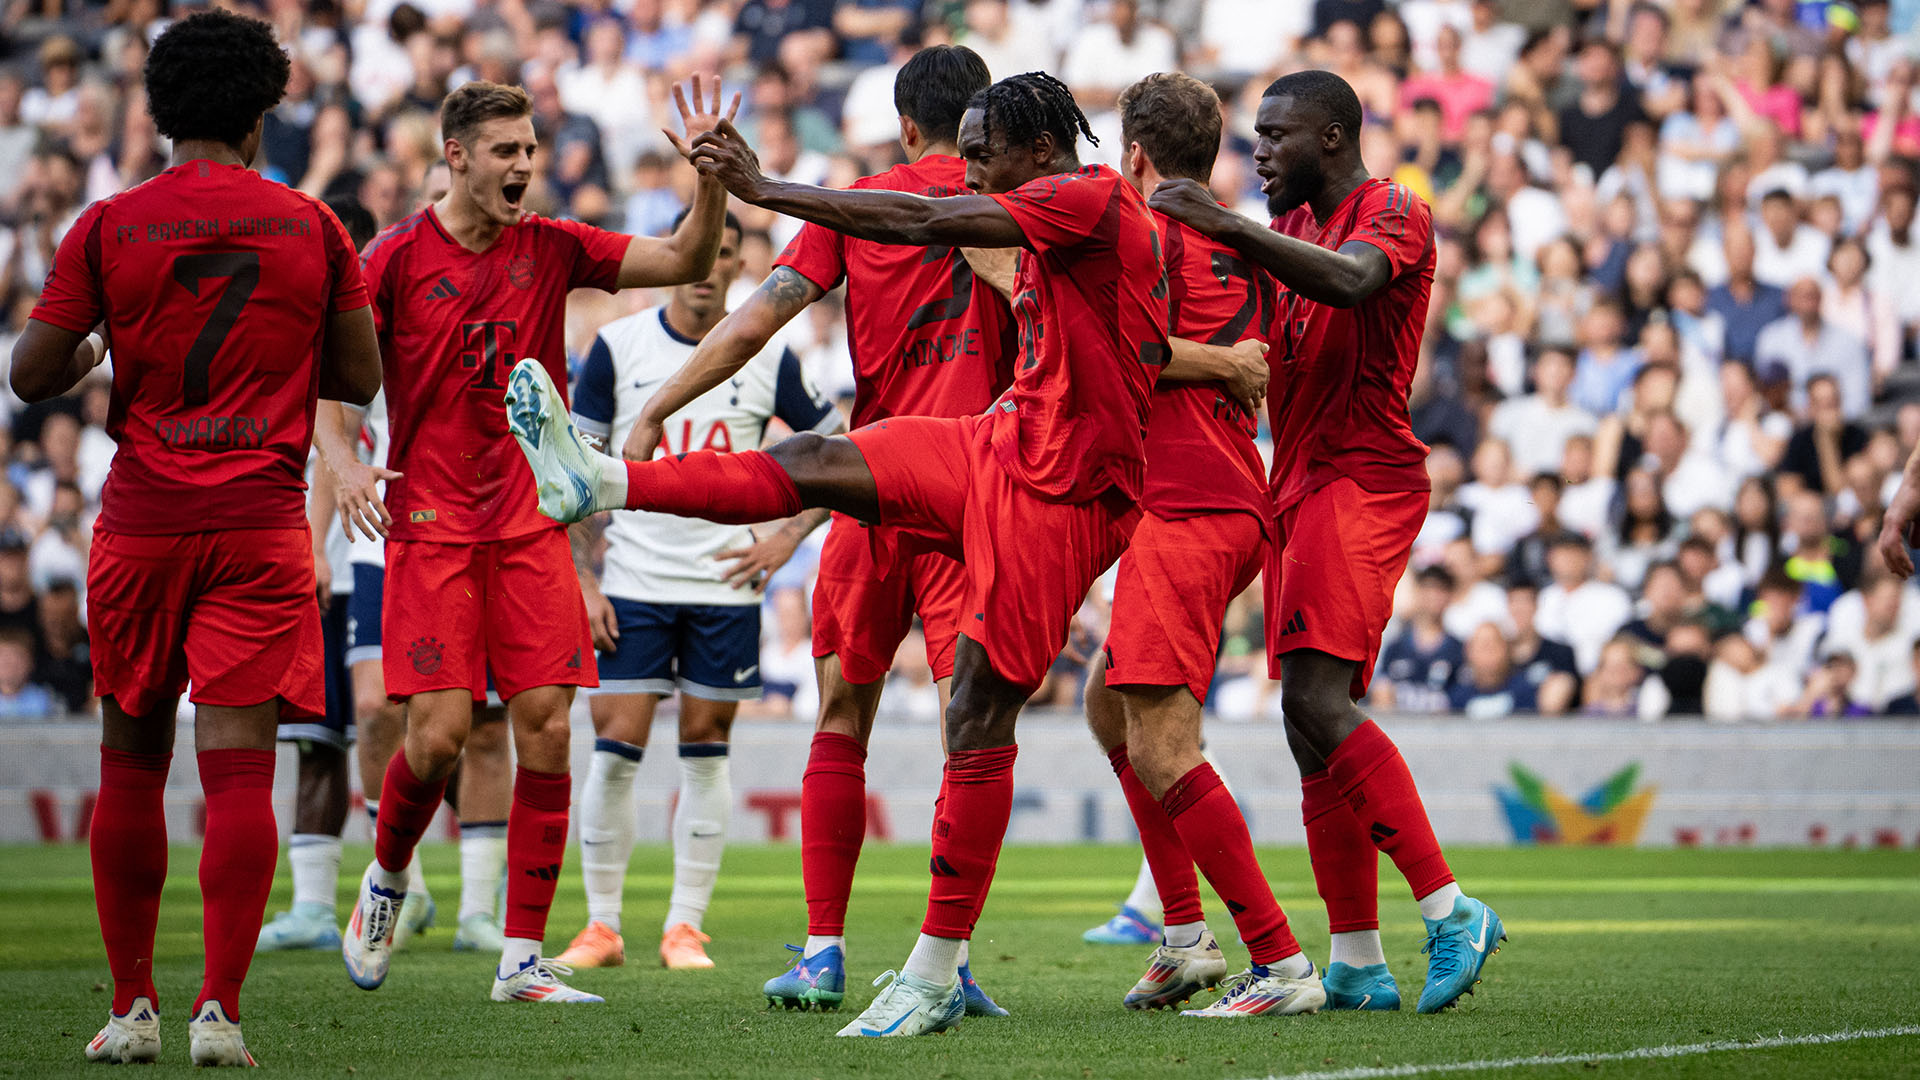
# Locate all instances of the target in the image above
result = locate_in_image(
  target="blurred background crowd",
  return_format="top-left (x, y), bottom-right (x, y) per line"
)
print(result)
top-left (5, 0), bottom-right (1920, 723)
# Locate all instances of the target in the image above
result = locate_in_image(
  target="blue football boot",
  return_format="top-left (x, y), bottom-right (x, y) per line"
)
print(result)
top-left (1322, 961), bottom-right (1401, 1011)
top-left (1417, 896), bottom-right (1505, 1013)
top-left (764, 944), bottom-right (847, 1011)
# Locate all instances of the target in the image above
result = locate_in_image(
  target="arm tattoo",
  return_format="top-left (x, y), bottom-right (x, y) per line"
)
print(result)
top-left (759, 266), bottom-right (823, 316)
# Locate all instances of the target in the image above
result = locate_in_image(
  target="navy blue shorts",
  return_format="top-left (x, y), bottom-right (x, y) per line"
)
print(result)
top-left (346, 562), bottom-right (383, 666)
top-left (279, 590), bottom-right (354, 750)
top-left (593, 598), bottom-right (762, 701)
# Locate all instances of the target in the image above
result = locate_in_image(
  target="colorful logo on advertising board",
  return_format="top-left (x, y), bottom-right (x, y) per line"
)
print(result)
top-left (1495, 762), bottom-right (1655, 845)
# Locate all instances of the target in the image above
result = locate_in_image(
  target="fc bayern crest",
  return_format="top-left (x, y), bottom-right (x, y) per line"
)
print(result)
top-left (408, 636), bottom-right (444, 675)
top-left (507, 253), bottom-right (536, 289)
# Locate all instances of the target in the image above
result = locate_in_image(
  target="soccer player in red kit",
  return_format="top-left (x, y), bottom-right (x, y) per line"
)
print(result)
top-left (559, 46), bottom-right (1014, 1014)
top-left (507, 72), bottom-right (1164, 1036)
top-left (8, 10), bottom-right (381, 1065)
top-left (1151, 69), bottom-right (1505, 1015)
top-left (1075, 72), bottom-right (1327, 1018)
top-left (339, 76), bottom-right (736, 1005)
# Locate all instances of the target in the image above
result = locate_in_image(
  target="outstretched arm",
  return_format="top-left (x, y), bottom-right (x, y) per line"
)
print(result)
top-left (616, 75), bottom-right (740, 289)
top-left (1878, 439), bottom-right (1920, 577)
top-left (1148, 178), bottom-right (1391, 309)
top-left (689, 121), bottom-right (1028, 249)
top-left (622, 266), bottom-right (827, 461)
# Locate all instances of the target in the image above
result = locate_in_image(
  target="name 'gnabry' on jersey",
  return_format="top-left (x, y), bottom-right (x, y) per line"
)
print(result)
top-left (573, 306), bottom-right (836, 607)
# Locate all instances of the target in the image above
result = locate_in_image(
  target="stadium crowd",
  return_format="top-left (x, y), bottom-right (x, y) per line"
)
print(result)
top-left (5, 0), bottom-right (1920, 722)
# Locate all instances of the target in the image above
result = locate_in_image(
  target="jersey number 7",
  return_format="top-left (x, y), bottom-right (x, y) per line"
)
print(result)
top-left (172, 251), bottom-right (260, 407)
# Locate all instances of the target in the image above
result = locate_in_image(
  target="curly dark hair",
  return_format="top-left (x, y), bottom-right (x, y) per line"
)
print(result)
top-left (144, 10), bottom-right (290, 148)
top-left (968, 71), bottom-right (1096, 156)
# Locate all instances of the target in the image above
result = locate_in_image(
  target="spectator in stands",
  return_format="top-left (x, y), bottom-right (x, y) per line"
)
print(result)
top-left (32, 578), bottom-right (87, 712)
top-left (1601, 466), bottom-right (1681, 591)
top-left (1450, 622), bottom-right (1537, 717)
top-left (1570, 299), bottom-right (1642, 415)
top-left (1782, 490), bottom-right (1858, 614)
top-left (1488, 348), bottom-right (1596, 478)
top-left (1755, 278), bottom-right (1872, 419)
top-left (1062, 0), bottom-right (1178, 113)
top-left (1714, 360), bottom-right (1792, 478)
top-left (1881, 641), bottom-right (1920, 714)
top-left (0, 530), bottom-right (35, 639)
top-left (1746, 567), bottom-right (1823, 679)
top-left (1822, 572), bottom-right (1917, 710)
top-left (1558, 38), bottom-right (1647, 177)
top-left (1400, 26), bottom-right (1493, 143)
top-left (1648, 618), bottom-right (1711, 716)
top-left (0, 627), bottom-right (57, 720)
top-left (1708, 223), bottom-right (1787, 364)
top-left (1622, 561), bottom-right (1692, 661)
top-left (1504, 475), bottom-right (1566, 589)
top-left (1822, 238), bottom-right (1901, 391)
top-left (1781, 374), bottom-right (1870, 497)
top-left (733, 0), bottom-right (835, 69)
top-left (1797, 652), bottom-right (1873, 717)
top-left (1865, 182), bottom-right (1920, 348)
top-left (1538, 532), bottom-right (1634, 673)
top-left (1503, 579), bottom-right (1580, 713)
top-left (1373, 566), bottom-right (1465, 712)
top-left (1582, 636), bottom-right (1650, 717)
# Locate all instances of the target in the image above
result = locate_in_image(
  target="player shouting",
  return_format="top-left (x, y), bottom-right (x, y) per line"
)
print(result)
top-left (340, 75), bottom-right (736, 1005)
top-left (11, 9), bottom-right (381, 1064)
top-left (1150, 69), bottom-right (1505, 1014)
top-left (507, 72), bottom-right (1169, 1036)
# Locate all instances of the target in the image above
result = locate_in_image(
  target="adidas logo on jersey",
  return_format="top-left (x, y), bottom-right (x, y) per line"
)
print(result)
top-left (426, 276), bottom-right (461, 301)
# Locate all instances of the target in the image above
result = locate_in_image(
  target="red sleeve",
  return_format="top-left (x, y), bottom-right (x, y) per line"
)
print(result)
top-left (988, 167), bottom-right (1115, 255)
top-left (359, 244), bottom-right (392, 336)
top-left (547, 216), bottom-right (629, 292)
top-left (772, 222), bottom-right (845, 293)
top-left (318, 202), bottom-right (370, 313)
top-left (1345, 183), bottom-right (1432, 279)
top-left (28, 200), bottom-right (108, 333)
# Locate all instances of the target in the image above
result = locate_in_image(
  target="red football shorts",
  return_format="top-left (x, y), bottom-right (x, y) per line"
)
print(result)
top-left (848, 414), bottom-right (1139, 694)
top-left (1104, 510), bottom-right (1265, 704)
top-left (88, 527), bottom-right (324, 720)
top-left (383, 527), bottom-right (597, 702)
top-left (1267, 477), bottom-right (1427, 697)
top-left (812, 513), bottom-right (966, 685)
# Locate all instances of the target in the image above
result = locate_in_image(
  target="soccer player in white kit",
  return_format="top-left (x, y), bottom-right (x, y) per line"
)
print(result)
top-left (556, 211), bottom-right (839, 970)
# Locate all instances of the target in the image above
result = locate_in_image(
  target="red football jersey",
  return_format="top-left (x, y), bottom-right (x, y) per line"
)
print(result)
top-left (1146, 210), bottom-right (1273, 525)
top-left (30, 160), bottom-right (368, 535)
top-left (1267, 178), bottom-right (1434, 513)
top-left (363, 207), bottom-right (627, 543)
top-left (986, 165), bottom-right (1168, 503)
top-left (774, 154), bottom-right (1015, 428)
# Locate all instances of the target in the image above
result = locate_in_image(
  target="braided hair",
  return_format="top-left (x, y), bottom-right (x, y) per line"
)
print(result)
top-left (968, 71), bottom-right (1097, 156)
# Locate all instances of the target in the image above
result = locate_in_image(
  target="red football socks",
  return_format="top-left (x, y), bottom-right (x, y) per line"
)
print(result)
top-left (374, 749), bottom-right (447, 874)
top-left (1301, 769), bottom-right (1381, 933)
top-left (801, 732), bottom-right (867, 937)
top-left (92, 747), bottom-right (171, 1013)
top-left (1325, 720), bottom-right (1456, 900)
top-left (1106, 746), bottom-right (1204, 926)
top-left (922, 746), bottom-right (1016, 939)
top-left (625, 449), bottom-right (802, 522)
top-left (194, 749), bottom-right (276, 1021)
top-left (1161, 763), bottom-right (1301, 965)
top-left (503, 766), bottom-right (571, 942)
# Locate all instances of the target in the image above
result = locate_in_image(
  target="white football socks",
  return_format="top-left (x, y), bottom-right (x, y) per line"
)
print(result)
top-left (580, 740), bottom-right (644, 934)
top-left (591, 453), bottom-right (628, 513)
top-left (289, 834), bottom-right (342, 912)
top-left (1123, 857), bottom-right (1163, 922)
top-left (1267, 951), bottom-right (1316, 979)
top-left (458, 822), bottom-right (506, 922)
top-left (902, 933), bottom-right (963, 986)
top-left (804, 934), bottom-right (844, 959)
top-left (499, 937), bottom-right (540, 979)
top-left (1164, 920), bottom-right (1209, 950)
top-left (1329, 930), bottom-right (1388, 968)
top-left (664, 743), bottom-right (730, 932)
top-left (1418, 882), bottom-right (1464, 922)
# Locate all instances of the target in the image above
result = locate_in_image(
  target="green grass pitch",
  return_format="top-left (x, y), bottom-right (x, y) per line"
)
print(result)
top-left (3, 843), bottom-right (1917, 1078)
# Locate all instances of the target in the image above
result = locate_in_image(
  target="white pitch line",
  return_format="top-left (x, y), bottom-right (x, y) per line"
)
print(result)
top-left (1253, 1025), bottom-right (1920, 1080)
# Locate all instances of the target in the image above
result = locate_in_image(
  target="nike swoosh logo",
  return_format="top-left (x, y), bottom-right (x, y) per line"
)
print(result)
top-left (863, 1009), bottom-right (919, 1037)
top-left (1358, 993), bottom-right (1373, 1009)
top-left (734, 665), bottom-right (758, 681)
top-left (1467, 910), bottom-right (1491, 952)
